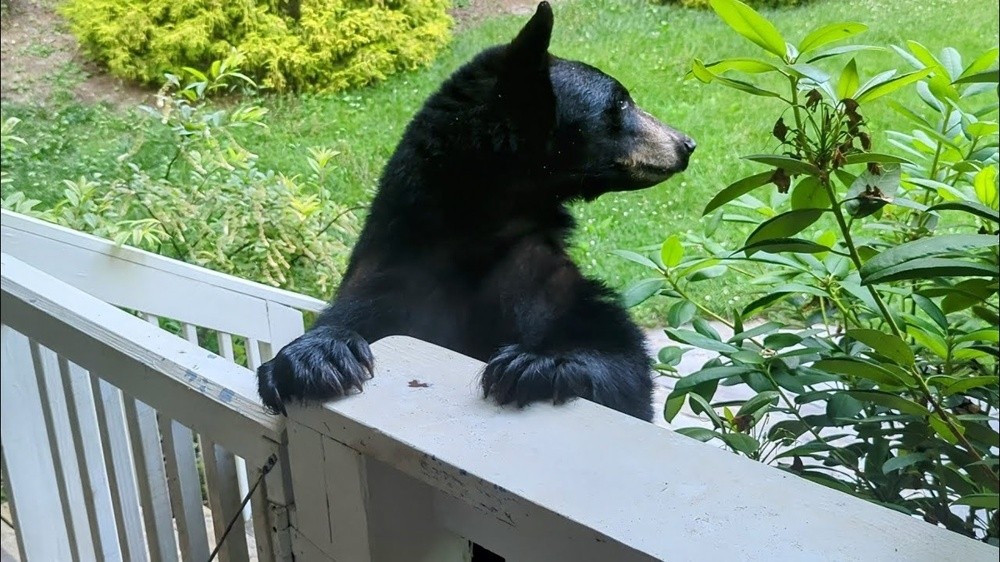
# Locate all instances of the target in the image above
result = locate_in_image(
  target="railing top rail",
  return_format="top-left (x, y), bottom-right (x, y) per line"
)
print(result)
top-left (1, 253), bottom-right (282, 465)
top-left (291, 336), bottom-right (997, 561)
top-left (1, 209), bottom-right (327, 314)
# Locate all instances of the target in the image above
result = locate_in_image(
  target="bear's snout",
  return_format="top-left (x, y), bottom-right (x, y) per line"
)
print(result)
top-left (618, 109), bottom-right (694, 186)
top-left (683, 136), bottom-right (697, 154)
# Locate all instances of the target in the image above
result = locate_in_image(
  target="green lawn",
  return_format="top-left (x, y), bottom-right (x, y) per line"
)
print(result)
top-left (2, 0), bottom-right (998, 325)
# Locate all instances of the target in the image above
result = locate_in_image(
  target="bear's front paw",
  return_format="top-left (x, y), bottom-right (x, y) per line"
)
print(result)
top-left (256, 326), bottom-right (374, 415)
top-left (481, 345), bottom-right (595, 408)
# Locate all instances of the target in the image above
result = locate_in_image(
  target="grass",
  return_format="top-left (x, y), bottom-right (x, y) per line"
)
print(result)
top-left (2, 0), bottom-right (998, 326)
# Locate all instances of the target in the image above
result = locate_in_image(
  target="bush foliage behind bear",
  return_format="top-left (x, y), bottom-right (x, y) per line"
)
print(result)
top-left (59, 0), bottom-right (452, 93)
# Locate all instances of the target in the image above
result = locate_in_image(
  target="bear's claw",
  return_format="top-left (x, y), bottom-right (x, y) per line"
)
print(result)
top-left (481, 344), bottom-right (595, 408)
top-left (256, 325), bottom-right (374, 415)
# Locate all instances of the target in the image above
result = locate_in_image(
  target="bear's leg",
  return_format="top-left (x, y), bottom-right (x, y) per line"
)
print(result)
top-left (481, 283), bottom-right (654, 421)
top-left (256, 297), bottom-right (379, 415)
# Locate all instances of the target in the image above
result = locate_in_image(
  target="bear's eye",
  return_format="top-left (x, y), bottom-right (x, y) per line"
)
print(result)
top-left (618, 99), bottom-right (629, 112)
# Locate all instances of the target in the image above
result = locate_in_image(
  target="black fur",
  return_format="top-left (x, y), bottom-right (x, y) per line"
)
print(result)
top-left (257, 2), bottom-right (694, 422)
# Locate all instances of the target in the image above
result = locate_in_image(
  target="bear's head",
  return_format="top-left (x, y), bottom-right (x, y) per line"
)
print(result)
top-left (496, 2), bottom-right (694, 201)
top-left (401, 2), bottom-right (694, 207)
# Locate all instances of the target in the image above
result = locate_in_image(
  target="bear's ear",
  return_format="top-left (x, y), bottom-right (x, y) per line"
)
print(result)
top-left (498, 2), bottom-right (556, 143)
top-left (507, 1), bottom-right (553, 72)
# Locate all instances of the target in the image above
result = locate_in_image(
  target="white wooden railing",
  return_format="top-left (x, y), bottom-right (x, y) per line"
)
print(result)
top-left (1, 209), bottom-right (996, 562)
top-left (1, 209), bottom-right (326, 562)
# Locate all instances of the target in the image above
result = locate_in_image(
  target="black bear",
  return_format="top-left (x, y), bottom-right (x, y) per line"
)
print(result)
top-left (257, 2), bottom-right (694, 422)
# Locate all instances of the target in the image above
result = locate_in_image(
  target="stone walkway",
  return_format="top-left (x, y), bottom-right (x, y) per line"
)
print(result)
top-left (1, 504), bottom-right (20, 562)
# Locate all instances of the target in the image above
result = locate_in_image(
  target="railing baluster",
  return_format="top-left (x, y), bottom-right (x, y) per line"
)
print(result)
top-left (245, 338), bottom-right (263, 371)
top-left (91, 376), bottom-right (149, 562)
top-left (217, 332), bottom-right (235, 362)
top-left (124, 395), bottom-right (179, 562)
top-left (180, 323), bottom-right (198, 347)
top-left (140, 313), bottom-right (160, 329)
top-left (0, 327), bottom-right (74, 561)
top-left (202, 439), bottom-right (251, 562)
top-left (57, 357), bottom-right (121, 560)
top-left (0, 448), bottom-right (28, 562)
top-left (234, 336), bottom-right (260, 523)
top-left (36, 346), bottom-right (102, 559)
top-left (160, 417), bottom-right (210, 562)
top-left (28, 340), bottom-right (82, 562)
top-left (208, 327), bottom-right (254, 540)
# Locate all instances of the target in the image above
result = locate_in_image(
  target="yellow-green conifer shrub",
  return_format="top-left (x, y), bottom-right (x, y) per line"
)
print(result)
top-left (59, 0), bottom-right (452, 93)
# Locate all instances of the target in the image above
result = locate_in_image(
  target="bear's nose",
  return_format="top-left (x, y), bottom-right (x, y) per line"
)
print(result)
top-left (683, 136), bottom-right (697, 154)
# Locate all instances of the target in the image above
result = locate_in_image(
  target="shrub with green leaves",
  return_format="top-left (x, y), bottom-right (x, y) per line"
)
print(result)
top-left (2, 55), bottom-right (359, 296)
top-left (622, 0), bottom-right (999, 544)
top-left (59, 0), bottom-right (452, 93)
top-left (1, 117), bottom-right (26, 193)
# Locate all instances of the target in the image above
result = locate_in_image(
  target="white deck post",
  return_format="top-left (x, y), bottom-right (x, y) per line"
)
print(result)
top-left (285, 417), bottom-right (470, 562)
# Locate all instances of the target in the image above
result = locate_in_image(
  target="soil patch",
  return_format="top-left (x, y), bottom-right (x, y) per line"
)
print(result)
top-left (1, 0), bottom-right (150, 107)
top-left (451, 0), bottom-right (547, 30)
top-left (0, 0), bottom-right (550, 108)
